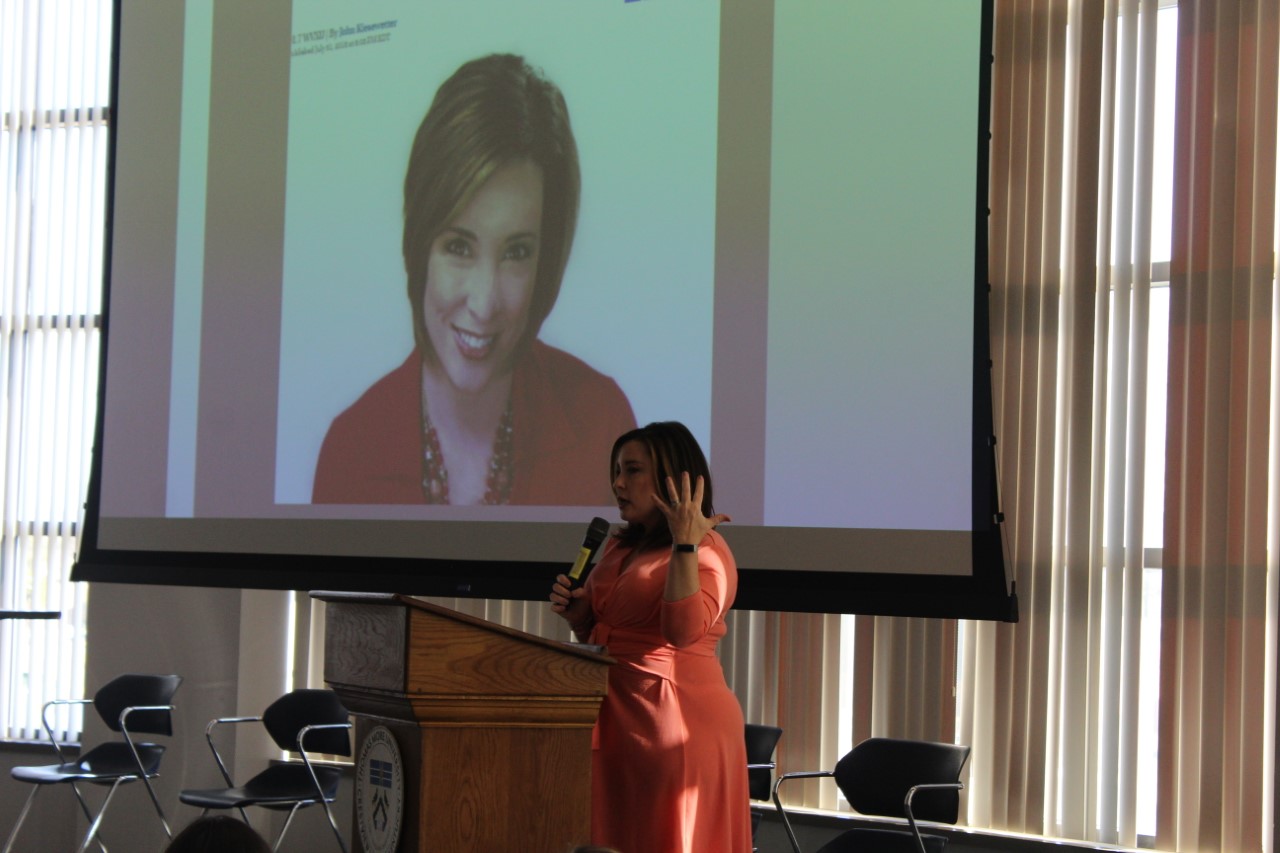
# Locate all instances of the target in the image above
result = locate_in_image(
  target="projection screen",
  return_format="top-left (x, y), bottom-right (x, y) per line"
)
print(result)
top-left (73, 0), bottom-right (1016, 620)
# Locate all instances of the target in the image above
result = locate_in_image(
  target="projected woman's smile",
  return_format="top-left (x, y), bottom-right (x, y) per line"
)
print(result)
top-left (420, 158), bottom-right (542, 396)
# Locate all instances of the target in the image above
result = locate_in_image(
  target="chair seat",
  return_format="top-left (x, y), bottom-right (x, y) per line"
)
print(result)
top-left (816, 826), bottom-right (950, 853)
top-left (11, 742), bottom-right (166, 785)
top-left (180, 763), bottom-right (343, 810)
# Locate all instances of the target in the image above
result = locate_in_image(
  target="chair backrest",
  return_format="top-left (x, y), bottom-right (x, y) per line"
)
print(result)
top-left (745, 723), bottom-right (783, 801)
top-left (832, 738), bottom-right (970, 824)
top-left (262, 689), bottom-right (351, 757)
top-left (93, 673), bottom-right (183, 735)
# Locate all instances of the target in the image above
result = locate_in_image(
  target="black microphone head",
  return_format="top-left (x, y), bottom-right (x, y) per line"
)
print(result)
top-left (583, 516), bottom-right (611, 551)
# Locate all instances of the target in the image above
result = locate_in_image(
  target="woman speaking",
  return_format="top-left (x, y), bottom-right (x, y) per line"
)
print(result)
top-left (550, 422), bottom-right (752, 852)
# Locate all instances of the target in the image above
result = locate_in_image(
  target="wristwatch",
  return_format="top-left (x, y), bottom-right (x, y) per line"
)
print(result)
top-left (673, 543), bottom-right (697, 554)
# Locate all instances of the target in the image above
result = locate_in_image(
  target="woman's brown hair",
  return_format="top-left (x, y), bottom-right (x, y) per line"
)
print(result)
top-left (611, 421), bottom-right (714, 549)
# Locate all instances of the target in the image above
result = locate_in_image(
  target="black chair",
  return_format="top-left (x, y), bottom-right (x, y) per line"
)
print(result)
top-left (179, 688), bottom-right (352, 853)
top-left (745, 723), bottom-right (783, 847)
top-left (772, 737), bottom-right (970, 853)
top-left (4, 673), bottom-right (183, 853)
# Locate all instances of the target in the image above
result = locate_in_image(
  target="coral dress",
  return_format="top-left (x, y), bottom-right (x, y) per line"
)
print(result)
top-left (584, 530), bottom-right (752, 853)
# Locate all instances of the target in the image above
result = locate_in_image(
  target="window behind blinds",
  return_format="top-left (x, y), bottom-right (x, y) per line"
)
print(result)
top-left (0, 0), bottom-right (110, 741)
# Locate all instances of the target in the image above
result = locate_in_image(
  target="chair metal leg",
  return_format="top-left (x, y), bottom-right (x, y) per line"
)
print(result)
top-left (2, 786), bottom-right (39, 853)
top-left (78, 778), bottom-right (127, 853)
top-left (67, 781), bottom-right (112, 853)
top-left (320, 798), bottom-right (350, 853)
top-left (69, 780), bottom-right (98, 825)
top-left (772, 778), bottom-right (806, 853)
top-left (272, 803), bottom-right (306, 853)
top-left (140, 773), bottom-right (174, 838)
top-left (4, 785), bottom-right (111, 853)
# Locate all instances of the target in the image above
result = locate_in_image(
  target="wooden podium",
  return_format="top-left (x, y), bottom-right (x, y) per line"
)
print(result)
top-left (312, 592), bottom-right (612, 853)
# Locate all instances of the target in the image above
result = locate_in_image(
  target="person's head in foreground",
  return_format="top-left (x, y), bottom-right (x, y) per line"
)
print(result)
top-left (163, 815), bottom-right (271, 853)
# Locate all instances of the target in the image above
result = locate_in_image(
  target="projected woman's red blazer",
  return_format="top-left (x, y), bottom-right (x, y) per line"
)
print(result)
top-left (311, 342), bottom-right (636, 506)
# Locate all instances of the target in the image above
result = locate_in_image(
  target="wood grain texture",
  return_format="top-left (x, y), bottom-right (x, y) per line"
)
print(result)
top-left (406, 695), bottom-right (604, 726)
top-left (418, 726), bottom-right (593, 853)
top-left (320, 594), bottom-right (609, 852)
top-left (406, 609), bottom-right (608, 697)
top-left (324, 602), bottom-right (407, 692)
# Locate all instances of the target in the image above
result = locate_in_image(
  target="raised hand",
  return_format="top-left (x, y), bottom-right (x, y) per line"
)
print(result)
top-left (653, 471), bottom-right (731, 547)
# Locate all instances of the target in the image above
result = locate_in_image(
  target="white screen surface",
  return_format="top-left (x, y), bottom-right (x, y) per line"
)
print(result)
top-left (83, 0), bottom-right (1009, 616)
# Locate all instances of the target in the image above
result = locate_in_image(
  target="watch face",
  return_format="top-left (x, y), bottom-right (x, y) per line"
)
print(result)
top-left (356, 726), bottom-right (404, 853)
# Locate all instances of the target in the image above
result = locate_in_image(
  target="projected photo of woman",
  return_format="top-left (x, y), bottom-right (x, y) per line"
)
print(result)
top-left (313, 53), bottom-right (636, 505)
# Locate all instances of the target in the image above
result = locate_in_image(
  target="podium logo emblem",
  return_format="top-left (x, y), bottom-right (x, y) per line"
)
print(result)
top-left (356, 726), bottom-right (403, 853)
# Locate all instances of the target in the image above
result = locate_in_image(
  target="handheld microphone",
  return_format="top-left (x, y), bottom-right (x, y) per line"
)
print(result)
top-left (566, 517), bottom-right (611, 588)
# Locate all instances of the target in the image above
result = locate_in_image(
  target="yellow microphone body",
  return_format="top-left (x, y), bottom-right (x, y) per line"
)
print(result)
top-left (565, 517), bottom-right (611, 588)
top-left (568, 546), bottom-right (593, 582)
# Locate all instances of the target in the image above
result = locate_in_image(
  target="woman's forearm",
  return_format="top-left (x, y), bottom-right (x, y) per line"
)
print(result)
top-left (664, 548), bottom-right (701, 601)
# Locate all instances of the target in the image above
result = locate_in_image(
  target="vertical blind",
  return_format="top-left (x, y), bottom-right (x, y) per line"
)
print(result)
top-left (974, 0), bottom-right (1279, 850)
top-left (1159, 1), bottom-right (1277, 850)
top-left (0, 0), bottom-right (107, 740)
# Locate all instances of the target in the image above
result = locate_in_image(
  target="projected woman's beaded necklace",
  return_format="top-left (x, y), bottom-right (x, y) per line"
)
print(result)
top-left (420, 402), bottom-right (514, 504)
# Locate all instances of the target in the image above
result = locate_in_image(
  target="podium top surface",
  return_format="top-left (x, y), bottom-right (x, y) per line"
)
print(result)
top-left (310, 590), bottom-right (612, 665)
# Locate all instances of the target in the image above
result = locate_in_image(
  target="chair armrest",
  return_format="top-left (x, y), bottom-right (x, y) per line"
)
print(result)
top-left (297, 722), bottom-right (353, 757)
top-left (40, 699), bottom-right (93, 763)
top-left (203, 715), bottom-right (263, 786)
top-left (118, 704), bottom-right (178, 773)
top-left (42, 698), bottom-right (92, 712)
top-left (118, 703), bottom-right (176, 729)
top-left (747, 761), bottom-right (776, 771)
top-left (299, 721), bottom-right (352, 742)
top-left (772, 770), bottom-right (835, 853)
top-left (903, 780), bottom-right (964, 815)
top-left (903, 781), bottom-right (965, 853)
top-left (297, 722), bottom-right (354, 794)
